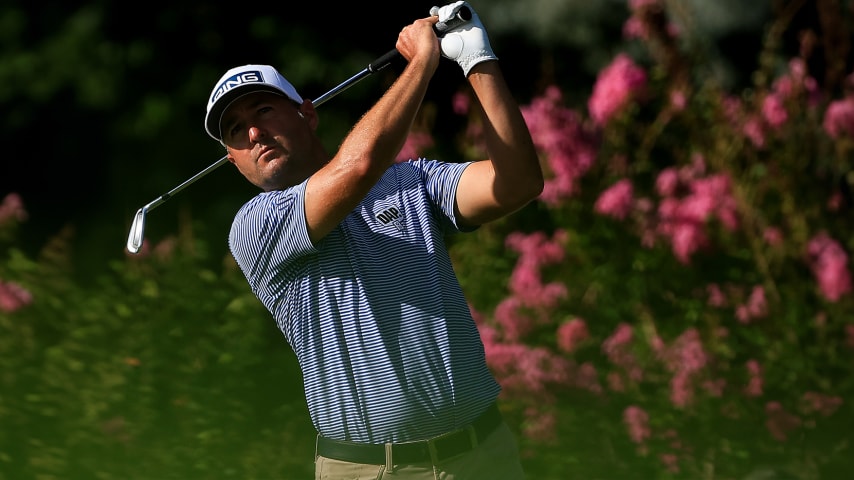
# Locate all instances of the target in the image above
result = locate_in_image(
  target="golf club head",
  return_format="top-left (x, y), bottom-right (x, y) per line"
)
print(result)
top-left (126, 207), bottom-right (147, 254)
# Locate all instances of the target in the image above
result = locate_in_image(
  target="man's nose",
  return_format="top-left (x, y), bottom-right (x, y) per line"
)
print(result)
top-left (248, 125), bottom-right (265, 143)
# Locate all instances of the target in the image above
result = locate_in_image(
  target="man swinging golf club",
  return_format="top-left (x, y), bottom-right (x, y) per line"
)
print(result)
top-left (205, 2), bottom-right (542, 478)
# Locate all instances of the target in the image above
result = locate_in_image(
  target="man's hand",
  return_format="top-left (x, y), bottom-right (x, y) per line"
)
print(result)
top-left (430, 1), bottom-right (497, 77)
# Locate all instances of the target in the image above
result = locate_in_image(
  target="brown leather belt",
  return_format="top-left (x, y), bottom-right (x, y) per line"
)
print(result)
top-left (316, 402), bottom-right (503, 465)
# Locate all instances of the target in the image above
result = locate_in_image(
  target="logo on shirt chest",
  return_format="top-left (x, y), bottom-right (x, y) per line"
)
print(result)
top-left (373, 200), bottom-right (405, 233)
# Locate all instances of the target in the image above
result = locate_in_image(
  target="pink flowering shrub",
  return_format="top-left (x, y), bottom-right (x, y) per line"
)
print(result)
top-left (588, 53), bottom-right (647, 127)
top-left (521, 86), bottom-right (598, 205)
top-left (0, 194), bottom-right (32, 313)
top-left (451, 0), bottom-right (854, 477)
top-left (822, 74), bottom-right (854, 139)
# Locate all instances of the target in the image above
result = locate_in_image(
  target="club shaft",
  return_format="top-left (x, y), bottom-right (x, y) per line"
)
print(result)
top-left (137, 7), bottom-right (469, 212)
top-left (313, 49), bottom-right (401, 107)
top-left (144, 155), bottom-right (230, 214)
top-left (146, 47), bottom-right (400, 210)
top-left (127, 7), bottom-right (472, 254)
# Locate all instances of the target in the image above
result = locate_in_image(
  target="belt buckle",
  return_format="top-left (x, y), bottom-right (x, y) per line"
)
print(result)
top-left (426, 424), bottom-right (478, 464)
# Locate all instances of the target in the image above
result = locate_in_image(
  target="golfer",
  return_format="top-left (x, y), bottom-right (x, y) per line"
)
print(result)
top-left (204, 2), bottom-right (542, 478)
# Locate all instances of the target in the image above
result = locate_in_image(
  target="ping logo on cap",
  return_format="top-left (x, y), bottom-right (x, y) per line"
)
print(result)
top-left (210, 70), bottom-right (263, 105)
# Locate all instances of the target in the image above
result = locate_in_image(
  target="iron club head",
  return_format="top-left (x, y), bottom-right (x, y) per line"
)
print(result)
top-left (126, 207), bottom-right (147, 254)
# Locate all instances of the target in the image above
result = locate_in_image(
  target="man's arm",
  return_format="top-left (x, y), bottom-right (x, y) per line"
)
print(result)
top-left (431, 2), bottom-right (543, 227)
top-left (454, 61), bottom-right (543, 227)
top-left (304, 18), bottom-right (442, 244)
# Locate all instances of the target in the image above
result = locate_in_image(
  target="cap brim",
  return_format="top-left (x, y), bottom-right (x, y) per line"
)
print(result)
top-left (205, 85), bottom-right (286, 140)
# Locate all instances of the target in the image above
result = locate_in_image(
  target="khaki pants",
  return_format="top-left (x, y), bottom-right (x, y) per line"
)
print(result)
top-left (314, 422), bottom-right (527, 480)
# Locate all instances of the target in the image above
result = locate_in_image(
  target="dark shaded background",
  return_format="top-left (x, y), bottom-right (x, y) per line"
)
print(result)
top-left (3, 0), bottom-right (829, 278)
top-left (1, 1), bottom-right (552, 273)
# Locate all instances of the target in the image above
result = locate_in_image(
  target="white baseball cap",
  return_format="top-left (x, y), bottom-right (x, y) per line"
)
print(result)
top-left (204, 64), bottom-right (303, 140)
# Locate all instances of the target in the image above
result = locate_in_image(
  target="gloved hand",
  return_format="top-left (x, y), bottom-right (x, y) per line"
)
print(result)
top-left (430, 1), bottom-right (497, 77)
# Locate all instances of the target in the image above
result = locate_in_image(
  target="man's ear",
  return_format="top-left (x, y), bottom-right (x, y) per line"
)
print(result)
top-left (298, 100), bottom-right (319, 129)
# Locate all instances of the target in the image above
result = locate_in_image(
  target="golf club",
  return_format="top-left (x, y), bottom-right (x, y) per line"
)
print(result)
top-left (126, 5), bottom-right (472, 254)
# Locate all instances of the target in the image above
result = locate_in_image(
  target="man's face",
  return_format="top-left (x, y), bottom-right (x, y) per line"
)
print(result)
top-left (221, 92), bottom-right (315, 191)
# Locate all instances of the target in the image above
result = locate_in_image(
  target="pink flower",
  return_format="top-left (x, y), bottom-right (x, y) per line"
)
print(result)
top-left (622, 17), bottom-right (647, 40)
top-left (494, 297), bottom-right (531, 341)
top-left (481, 328), bottom-right (571, 395)
top-left (603, 323), bottom-right (634, 355)
top-left (743, 115), bottom-right (766, 148)
top-left (765, 401), bottom-right (801, 441)
top-left (823, 97), bottom-right (854, 139)
top-left (629, 0), bottom-right (661, 10)
top-left (556, 318), bottom-right (589, 353)
top-left (623, 405), bottom-right (651, 444)
top-left (763, 227), bottom-right (784, 246)
top-left (659, 453), bottom-right (680, 474)
top-left (668, 222), bottom-right (707, 264)
top-left (722, 96), bottom-right (744, 124)
top-left (594, 179), bottom-right (634, 220)
top-left (746, 286), bottom-right (768, 318)
top-left (505, 230), bottom-right (568, 309)
top-left (522, 407), bottom-right (557, 442)
top-left (588, 53), bottom-right (647, 127)
top-left (670, 89), bottom-right (687, 112)
top-left (706, 283), bottom-right (727, 307)
top-left (806, 232), bottom-right (853, 302)
top-left (736, 285), bottom-right (768, 323)
top-left (656, 168), bottom-right (680, 197)
top-left (687, 174), bottom-right (740, 231)
top-left (761, 93), bottom-right (788, 130)
top-left (452, 91), bottom-right (470, 115)
top-left (670, 329), bottom-right (707, 373)
top-left (800, 391), bottom-right (843, 417)
top-left (771, 58), bottom-right (821, 106)
top-left (0, 193), bottom-right (28, 225)
top-left (828, 191), bottom-right (846, 211)
top-left (522, 86), bottom-right (599, 205)
top-left (670, 371), bottom-right (694, 407)
top-left (653, 168), bottom-right (740, 264)
top-left (602, 323), bottom-right (643, 384)
top-left (0, 280), bottom-right (33, 312)
top-left (574, 362), bottom-right (603, 394)
top-left (396, 131), bottom-right (434, 163)
top-left (744, 360), bottom-right (764, 397)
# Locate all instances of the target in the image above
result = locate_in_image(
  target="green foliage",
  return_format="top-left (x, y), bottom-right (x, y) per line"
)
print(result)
top-left (0, 227), bottom-right (315, 479)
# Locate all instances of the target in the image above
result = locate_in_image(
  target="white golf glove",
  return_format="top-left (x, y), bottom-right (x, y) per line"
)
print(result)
top-left (430, 1), bottom-right (497, 77)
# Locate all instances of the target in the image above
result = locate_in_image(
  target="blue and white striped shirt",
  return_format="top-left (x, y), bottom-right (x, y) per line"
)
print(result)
top-left (228, 158), bottom-right (501, 443)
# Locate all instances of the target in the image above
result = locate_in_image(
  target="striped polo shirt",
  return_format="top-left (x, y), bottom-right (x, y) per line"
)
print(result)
top-left (228, 158), bottom-right (501, 444)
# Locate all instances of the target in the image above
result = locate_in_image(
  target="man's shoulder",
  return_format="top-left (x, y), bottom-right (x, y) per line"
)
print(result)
top-left (391, 158), bottom-right (461, 176)
top-left (231, 189), bottom-right (302, 233)
top-left (238, 188), bottom-right (299, 212)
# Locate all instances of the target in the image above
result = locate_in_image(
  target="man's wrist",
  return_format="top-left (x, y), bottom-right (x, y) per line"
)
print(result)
top-left (462, 55), bottom-right (499, 77)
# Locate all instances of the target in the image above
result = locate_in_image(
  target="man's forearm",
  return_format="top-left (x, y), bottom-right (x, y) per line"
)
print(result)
top-left (469, 61), bottom-right (543, 207)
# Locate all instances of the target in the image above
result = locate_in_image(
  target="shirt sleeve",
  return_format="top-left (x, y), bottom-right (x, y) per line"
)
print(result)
top-left (408, 158), bottom-right (476, 233)
top-left (228, 179), bottom-right (315, 289)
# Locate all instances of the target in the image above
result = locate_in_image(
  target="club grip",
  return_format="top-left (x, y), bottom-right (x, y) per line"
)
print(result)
top-left (366, 6), bottom-right (474, 73)
top-left (367, 49), bottom-right (402, 73)
top-left (433, 5), bottom-right (472, 33)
